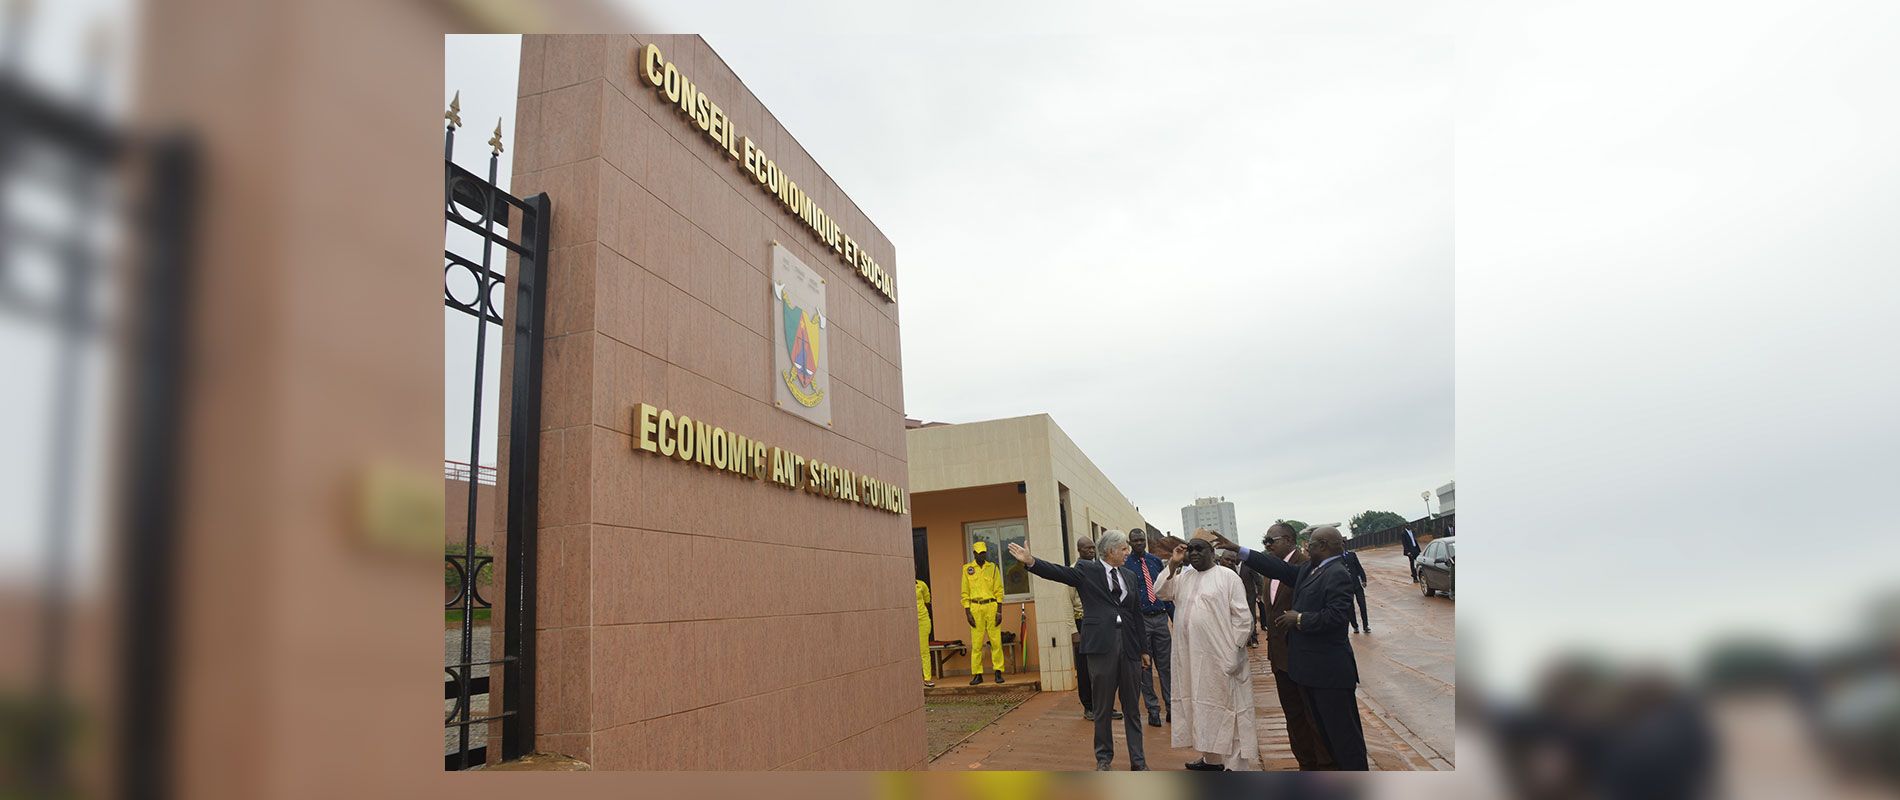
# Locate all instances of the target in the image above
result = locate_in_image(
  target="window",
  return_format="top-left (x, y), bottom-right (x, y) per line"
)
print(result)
top-left (966, 519), bottom-right (1031, 601)
top-left (912, 527), bottom-right (930, 583)
top-left (1058, 485), bottom-right (1072, 563)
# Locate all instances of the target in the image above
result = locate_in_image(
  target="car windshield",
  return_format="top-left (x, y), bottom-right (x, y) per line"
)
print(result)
top-left (1443, 541), bottom-right (1455, 559)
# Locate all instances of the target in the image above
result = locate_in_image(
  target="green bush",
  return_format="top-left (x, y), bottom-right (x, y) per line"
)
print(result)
top-left (444, 542), bottom-right (495, 590)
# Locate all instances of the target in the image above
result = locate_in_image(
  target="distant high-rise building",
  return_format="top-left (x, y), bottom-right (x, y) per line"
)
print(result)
top-left (1181, 496), bottom-right (1239, 539)
top-left (1436, 481), bottom-right (1456, 515)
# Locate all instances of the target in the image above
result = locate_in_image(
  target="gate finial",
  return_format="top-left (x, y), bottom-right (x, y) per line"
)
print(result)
top-left (489, 118), bottom-right (505, 155)
top-left (445, 90), bottom-right (463, 129)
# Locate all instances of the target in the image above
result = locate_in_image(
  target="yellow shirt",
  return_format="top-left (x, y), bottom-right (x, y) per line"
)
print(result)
top-left (915, 580), bottom-right (931, 619)
top-left (960, 560), bottom-right (1004, 608)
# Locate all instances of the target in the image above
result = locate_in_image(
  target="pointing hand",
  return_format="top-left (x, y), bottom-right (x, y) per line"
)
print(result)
top-left (1202, 531), bottom-right (1242, 554)
top-left (1006, 541), bottom-right (1033, 567)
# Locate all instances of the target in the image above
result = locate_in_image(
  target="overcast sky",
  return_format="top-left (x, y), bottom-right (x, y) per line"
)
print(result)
top-left (446, 9), bottom-right (1900, 700)
top-left (446, 23), bottom-right (1453, 540)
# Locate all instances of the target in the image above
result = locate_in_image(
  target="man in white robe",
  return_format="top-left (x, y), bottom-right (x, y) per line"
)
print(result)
top-left (1151, 529), bottom-right (1259, 771)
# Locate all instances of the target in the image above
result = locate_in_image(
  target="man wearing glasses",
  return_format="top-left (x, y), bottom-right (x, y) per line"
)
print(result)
top-left (1258, 523), bottom-right (1333, 769)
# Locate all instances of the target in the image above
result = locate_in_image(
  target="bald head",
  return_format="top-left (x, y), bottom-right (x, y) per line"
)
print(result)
top-left (1076, 536), bottom-right (1096, 562)
top-left (1309, 526), bottom-right (1346, 559)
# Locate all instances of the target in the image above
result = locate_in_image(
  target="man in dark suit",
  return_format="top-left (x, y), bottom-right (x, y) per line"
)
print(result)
top-left (1007, 531), bottom-right (1152, 771)
top-left (1401, 527), bottom-right (1422, 583)
top-left (1259, 524), bottom-right (1332, 769)
top-left (1208, 526), bottom-right (1369, 770)
top-left (1343, 549), bottom-right (1371, 635)
top-left (1067, 536), bottom-right (1120, 721)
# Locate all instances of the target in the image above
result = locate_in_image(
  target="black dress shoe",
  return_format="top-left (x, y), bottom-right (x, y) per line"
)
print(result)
top-left (1096, 763), bottom-right (1111, 771)
top-left (1111, 710), bottom-right (1123, 720)
top-left (1185, 759), bottom-right (1222, 771)
top-left (1131, 764), bottom-right (1150, 771)
top-left (1083, 710), bottom-right (1095, 721)
top-left (1147, 713), bottom-right (1162, 727)
top-left (994, 671), bottom-right (1005, 684)
top-left (969, 675), bottom-right (983, 685)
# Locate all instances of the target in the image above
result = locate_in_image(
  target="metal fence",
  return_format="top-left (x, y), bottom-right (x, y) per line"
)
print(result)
top-left (444, 458), bottom-right (497, 485)
top-left (1347, 512), bottom-right (1456, 551)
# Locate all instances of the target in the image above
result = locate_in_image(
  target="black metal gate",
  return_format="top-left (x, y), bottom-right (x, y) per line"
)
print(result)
top-left (442, 94), bottom-right (551, 770)
top-left (1, 21), bottom-right (198, 799)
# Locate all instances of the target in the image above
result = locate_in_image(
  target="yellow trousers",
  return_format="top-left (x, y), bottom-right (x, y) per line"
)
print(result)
top-left (918, 616), bottom-right (933, 681)
top-left (969, 606), bottom-right (1004, 674)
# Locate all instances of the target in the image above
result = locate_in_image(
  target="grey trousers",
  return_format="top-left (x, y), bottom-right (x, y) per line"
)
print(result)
top-left (1136, 612), bottom-right (1172, 716)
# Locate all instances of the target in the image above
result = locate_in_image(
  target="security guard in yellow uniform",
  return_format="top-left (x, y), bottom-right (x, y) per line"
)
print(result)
top-left (961, 541), bottom-right (1006, 684)
top-left (916, 579), bottom-right (935, 687)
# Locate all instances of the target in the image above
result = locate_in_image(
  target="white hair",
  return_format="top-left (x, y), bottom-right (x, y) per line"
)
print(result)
top-left (1097, 529), bottom-right (1130, 553)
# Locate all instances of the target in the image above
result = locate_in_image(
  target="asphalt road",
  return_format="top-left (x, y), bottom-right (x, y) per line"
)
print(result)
top-left (1351, 544), bottom-right (1456, 764)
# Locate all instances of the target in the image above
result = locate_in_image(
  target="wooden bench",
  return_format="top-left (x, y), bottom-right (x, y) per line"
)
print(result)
top-left (929, 640), bottom-right (1024, 676)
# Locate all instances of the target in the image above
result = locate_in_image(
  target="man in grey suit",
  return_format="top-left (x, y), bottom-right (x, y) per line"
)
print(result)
top-left (1008, 531), bottom-right (1152, 770)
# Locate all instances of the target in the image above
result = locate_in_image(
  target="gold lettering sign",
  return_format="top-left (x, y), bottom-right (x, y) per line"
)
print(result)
top-left (631, 403), bottom-right (909, 515)
top-left (636, 42), bottom-right (897, 304)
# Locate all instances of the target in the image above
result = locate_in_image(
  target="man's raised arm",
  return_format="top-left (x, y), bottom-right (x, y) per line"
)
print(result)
top-left (1204, 531), bottom-right (1300, 584)
top-left (1006, 541), bottom-right (1084, 588)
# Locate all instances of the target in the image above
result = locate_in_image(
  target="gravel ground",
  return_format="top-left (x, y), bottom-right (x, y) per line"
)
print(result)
top-left (925, 691), bottom-right (1036, 760)
top-left (444, 624), bottom-right (492, 759)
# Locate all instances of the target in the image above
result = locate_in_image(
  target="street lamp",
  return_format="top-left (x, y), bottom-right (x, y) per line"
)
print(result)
top-left (1420, 490), bottom-right (1433, 520)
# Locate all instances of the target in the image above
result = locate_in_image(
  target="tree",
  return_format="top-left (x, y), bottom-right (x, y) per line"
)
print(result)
top-left (1275, 519), bottom-right (1310, 547)
top-left (1350, 510), bottom-right (1410, 538)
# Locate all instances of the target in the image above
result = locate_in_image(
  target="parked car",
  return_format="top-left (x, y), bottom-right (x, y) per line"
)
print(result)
top-left (1420, 536), bottom-right (1455, 598)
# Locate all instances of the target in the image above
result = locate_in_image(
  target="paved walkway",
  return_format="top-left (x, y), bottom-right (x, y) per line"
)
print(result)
top-left (931, 644), bottom-right (1441, 770)
top-left (928, 684), bottom-right (1201, 771)
top-left (1351, 544), bottom-right (1456, 766)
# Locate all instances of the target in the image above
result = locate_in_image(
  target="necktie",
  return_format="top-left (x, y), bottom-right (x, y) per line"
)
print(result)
top-left (1140, 559), bottom-right (1155, 603)
top-left (1110, 566), bottom-right (1122, 601)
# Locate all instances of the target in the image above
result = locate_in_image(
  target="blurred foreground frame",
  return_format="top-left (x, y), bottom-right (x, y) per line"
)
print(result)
top-left (0, 21), bottom-right (200, 800)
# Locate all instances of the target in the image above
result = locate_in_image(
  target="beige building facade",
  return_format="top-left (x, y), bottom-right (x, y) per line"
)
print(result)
top-left (907, 415), bottom-right (1149, 691)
